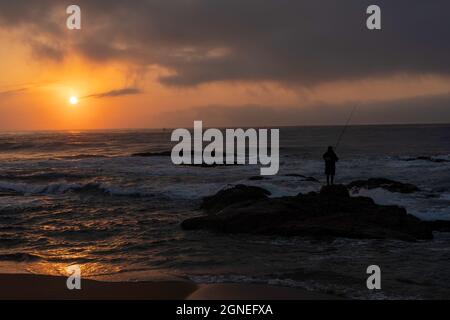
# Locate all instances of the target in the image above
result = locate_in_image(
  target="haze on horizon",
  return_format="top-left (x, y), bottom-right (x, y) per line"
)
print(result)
top-left (0, 0), bottom-right (449, 131)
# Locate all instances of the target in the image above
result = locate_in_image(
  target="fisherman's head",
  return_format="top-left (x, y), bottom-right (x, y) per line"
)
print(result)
top-left (328, 146), bottom-right (333, 152)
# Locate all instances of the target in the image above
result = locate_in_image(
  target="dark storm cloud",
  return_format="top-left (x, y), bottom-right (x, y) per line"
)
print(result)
top-left (84, 87), bottom-right (142, 99)
top-left (0, 0), bottom-right (449, 86)
top-left (28, 39), bottom-right (65, 61)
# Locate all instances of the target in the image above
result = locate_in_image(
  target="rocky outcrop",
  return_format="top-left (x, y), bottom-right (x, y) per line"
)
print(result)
top-left (182, 184), bottom-right (434, 241)
top-left (201, 184), bottom-right (271, 214)
top-left (132, 151), bottom-right (172, 157)
top-left (426, 220), bottom-right (450, 232)
top-left (248, 176), bottom-right (269, 181)
top-left (347, 178), bottom-right (420, 194)
top-left (183, 163), bottom-right (237, 168)
top-left (284, 174), bottom-right (320, 183)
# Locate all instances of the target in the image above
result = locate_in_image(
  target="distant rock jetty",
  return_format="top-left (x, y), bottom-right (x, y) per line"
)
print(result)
top-left (399, 156), bottom-right (450, 163)
top-left (182, 183), bottom-right (448, 241)
top-left (132, 151), bottom-right (172, 157)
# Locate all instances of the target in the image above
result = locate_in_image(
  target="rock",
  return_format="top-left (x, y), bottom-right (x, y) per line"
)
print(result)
top-left (347, 178), bottom-right (420, 194)
top-left (304, 177), bottom-right (320, 183)
top-left (285, 174), bottom-right (320, 183)
top-left (320, 185), bottom-right (350, 198)
top-left (132, 151), bottom-right (172, 157)
top-left (132, 151), bottom-right (241, 167)
top-left (426, 220), bottom-right (450, 232)
top-left (285, 174), bottom-right (307, 178)
top-left (248, 176), bottom-right (268, 181)
top-left (401, 156), bottom-right (450, 163)
top-left (182, 184), bottom-right (433, 241)
top-left (200, 184), bottom-right (271, 214)
top-left (183, 163), bottom-right (237, 168)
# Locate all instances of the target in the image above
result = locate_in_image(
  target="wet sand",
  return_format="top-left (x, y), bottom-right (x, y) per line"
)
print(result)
top-left (187, 283), bottom-right (341, 300)
top-left (0, 274), bottom-right (340, 300)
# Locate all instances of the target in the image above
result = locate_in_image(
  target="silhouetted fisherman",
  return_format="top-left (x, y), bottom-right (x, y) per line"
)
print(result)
top-left (323, 146), bottom-right (339, 185)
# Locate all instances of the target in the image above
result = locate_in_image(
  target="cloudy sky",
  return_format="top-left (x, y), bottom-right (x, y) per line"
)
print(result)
top-left (0, 0), bottom-right (449, 130)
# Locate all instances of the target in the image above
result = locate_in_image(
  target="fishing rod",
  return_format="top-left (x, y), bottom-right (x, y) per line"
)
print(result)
top-left (335, 104), bottom-right (357, 149)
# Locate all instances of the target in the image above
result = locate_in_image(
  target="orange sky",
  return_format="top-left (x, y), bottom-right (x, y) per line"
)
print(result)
top-left (0, 2), bottom-right (449, 130)
top-left (1, 39), bottom-right (448, 131)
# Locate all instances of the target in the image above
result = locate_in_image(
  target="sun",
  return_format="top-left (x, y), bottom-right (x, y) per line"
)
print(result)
top-left (69, 96), bottom-right (79, 105)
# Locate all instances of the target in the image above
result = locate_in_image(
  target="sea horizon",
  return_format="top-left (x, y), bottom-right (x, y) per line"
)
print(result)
top-left (1, 121), bottom-right (450, 134)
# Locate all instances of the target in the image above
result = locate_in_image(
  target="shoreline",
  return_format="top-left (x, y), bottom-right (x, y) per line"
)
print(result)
top-left (0, 273), bottom-right (340, 300)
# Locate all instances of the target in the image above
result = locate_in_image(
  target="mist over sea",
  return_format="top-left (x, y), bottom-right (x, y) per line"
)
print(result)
top-left (0, 124), bottom-right (449, 299)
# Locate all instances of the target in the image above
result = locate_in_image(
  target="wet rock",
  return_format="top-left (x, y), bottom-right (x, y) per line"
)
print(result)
top-left (304, 177), bottom-right (321, 183)
top-left (132, 151), bottom-right (172, 157)
top-left (320, 185), bottom-right (350, 198)
top-left (183, 163), bottom-right (237, 168)
top-left (182, 185), bottom-right (433, 241)
top-left (248, 176), bottom-right (268, 181)
top-left (347, 178), bottom-right (420, 194)
top-left (401, 156), bottom-right (450, 163)
top-left (285, 174), bottom-right (320, 183)
top-left (426, 220), bottom-right (450, 232)
top-left (200, 184), bottom-right (271, 214)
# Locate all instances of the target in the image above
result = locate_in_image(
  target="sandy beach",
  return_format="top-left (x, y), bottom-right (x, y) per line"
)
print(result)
top-left (0, 273), bottom-right (339, 300)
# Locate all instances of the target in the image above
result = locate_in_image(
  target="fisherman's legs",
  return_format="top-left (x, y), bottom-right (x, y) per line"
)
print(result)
top-left (326, 175), bottom-right (330, 186)
top-left (331, 174), bottom-right (335, 185)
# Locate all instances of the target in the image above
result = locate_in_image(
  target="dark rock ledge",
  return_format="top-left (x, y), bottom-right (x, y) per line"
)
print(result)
top-left (181, 184), bottom-right (446, 241)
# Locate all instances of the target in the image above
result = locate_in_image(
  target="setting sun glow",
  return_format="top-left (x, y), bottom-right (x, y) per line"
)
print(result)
top-left (69, 96), bottom-right (79, 105)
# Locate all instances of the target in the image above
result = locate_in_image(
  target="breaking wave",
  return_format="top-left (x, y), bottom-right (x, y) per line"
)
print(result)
top-left (0, 181), bottom-right (154, 198)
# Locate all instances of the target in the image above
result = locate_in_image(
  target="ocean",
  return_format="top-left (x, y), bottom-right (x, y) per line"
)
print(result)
top-left (0, 124), bottom-right (449, 299)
